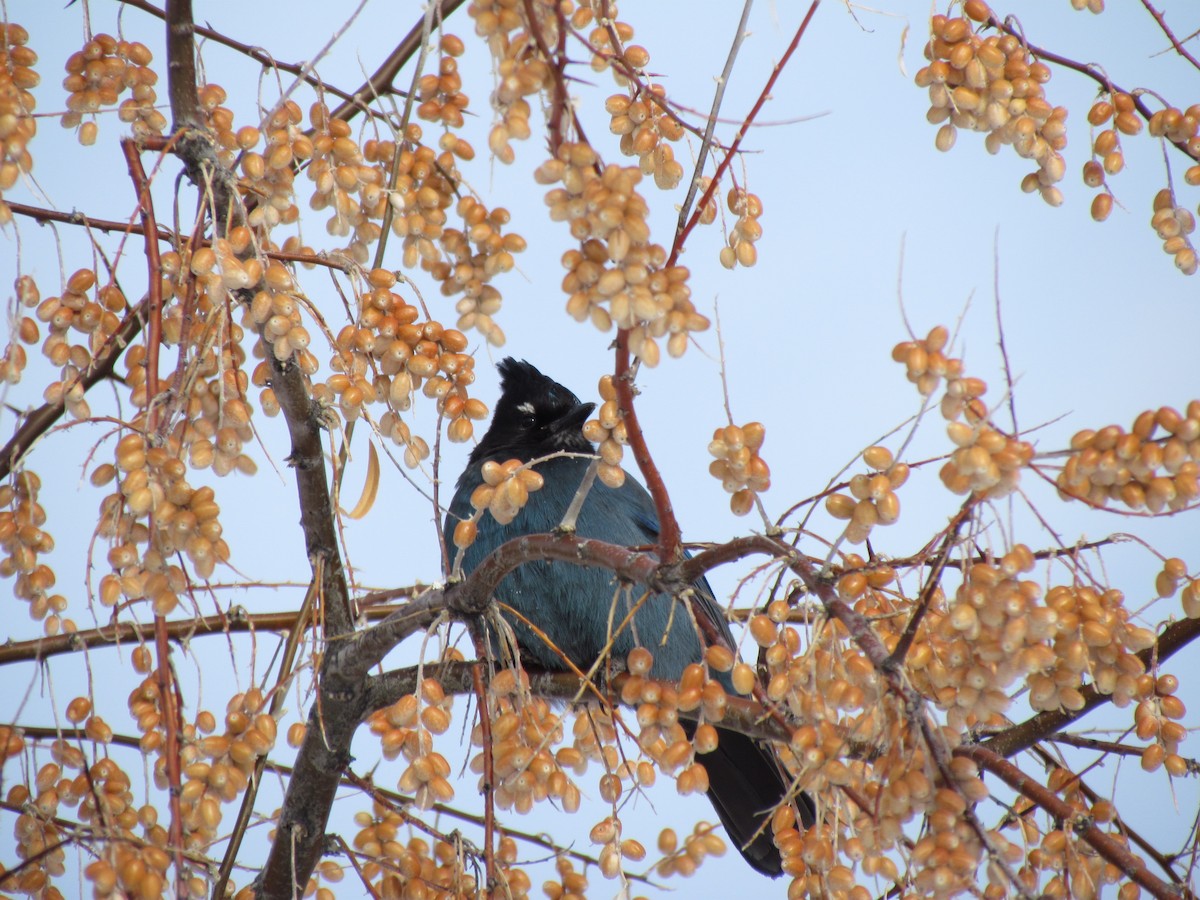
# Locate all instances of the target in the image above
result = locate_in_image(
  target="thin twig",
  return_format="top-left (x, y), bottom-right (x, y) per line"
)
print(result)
top-left (675, 0), bottom-right (754, 244)
top-left (1139, 0), bottom-right (1200, 73)
top-left (669, 1), bottom-right (821, 266)
top-left (116, 0), bottom-right (363, 107)
top-left (325, 0), bottom-right (469, 125)
top-left (887, 498), bottom-right (976, 665)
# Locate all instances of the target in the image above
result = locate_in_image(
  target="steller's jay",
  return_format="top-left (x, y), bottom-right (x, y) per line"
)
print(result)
top-left (444, 358), bottom-right (815, 876)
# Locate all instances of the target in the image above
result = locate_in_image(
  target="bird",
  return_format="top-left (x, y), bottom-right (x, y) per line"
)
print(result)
top-left (444, 358), bottom-right (815, 877)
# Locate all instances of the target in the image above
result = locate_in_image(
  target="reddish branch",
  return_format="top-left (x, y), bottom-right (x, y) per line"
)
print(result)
top-left (121, 141), bottom-right (164, 430)
top-left (1138, 0), bottom-right (1200, 75)
top-left (960, 746), bottom-right (1182, 900)
top-left (522, 0), bottom-right (569, 157)
top-left (9, 200), bottom-right (177, 242)
top-left (611, 3), bottom-right (820, 561)
top-left (986, 13), bottom-right (1197, 162)
top-left (613, 334), bottom-right (681, 558)
top-left (121, 136), bottom-right (184, 892)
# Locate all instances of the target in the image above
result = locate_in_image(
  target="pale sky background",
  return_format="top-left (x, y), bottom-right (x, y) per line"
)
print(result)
top-left (3, 1), bottom-right (1199, 896)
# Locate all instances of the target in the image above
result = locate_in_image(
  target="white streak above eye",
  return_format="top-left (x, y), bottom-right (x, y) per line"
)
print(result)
top-left (517, 402), bottom-right (536, 414)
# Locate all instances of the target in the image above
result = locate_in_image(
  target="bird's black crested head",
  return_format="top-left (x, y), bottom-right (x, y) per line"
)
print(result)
top-left (470, 358), bottom-right (596, 464)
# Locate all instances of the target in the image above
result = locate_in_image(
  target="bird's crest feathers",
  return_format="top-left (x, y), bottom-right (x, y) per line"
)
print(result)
top-left (470, 358), bottom-right (595, 464)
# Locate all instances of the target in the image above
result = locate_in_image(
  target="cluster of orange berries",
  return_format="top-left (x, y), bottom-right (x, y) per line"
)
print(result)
top-left (1150, 188), bottom-right (1197, 275)
top-left (433, 195), bottom-right (520, 346)
top-left (654, 823), bottom-right (727, 878)
top-left (582, 374), bottom-right (629, 489)
top-left (350, 131), bottom-right (515, 346)
top-left (4, 725), bottom-right (191, 897)
top-left (826, 445), bottom-right (908, 544)
top-left (162, 231), bottom-right (290, 346)
top-left (560, 702), bottom-right (628, 799)
top-left (151, 244), bottom-right (268, 474)
top-left (399, 682), bottom-right (456, 810)
top-left (618, 648), bottom-right (726, 797)
top-left (565, 2), bottom-right (634, 74)
top-left (719, 189), bottom-right (763, 269)
top-left (1155, 555), bottom-right (1192, 603)
top-left (925, 550), bottom-right (1045, 729)
top-left (917, 6), bottom-right (1069, 207)
top-left (1029, 585), bottom-right (1154, 713)
top-left (758, 590), bottom-right (883, 741)
top-left (468, 669), bottom-right (582, 816)
top-left (192, 83), bottom-right (242, 169)
top-left (0, 23), bottom-right (37, 226)
top-left (186, 690), bottom-right (277, 834)
top-left (320, 268), bottom-right (479, 424)
top-left (1133, 672), bottom-right (1189, 776)
top-left (542, 143), bottom-right (710, 364)
top-left (0, 471), bottom-right (67, 636)
top-left (1069, 0), bottom-right (1105, 11)
top-left (606, 86), bottom-right (686, 190)
top-left (468, 1), bottom-right (549, 164)
top-left (909, 781), bottom-right (1015, 899)
top-left (368, 677), bottom-right (456, 810)
top-left (893, 324), bottom-right (965, 399)
top-left (238, 99), bottom-right (309, 231)
top-left (539, 855), bottom-right (590, 900)
top-left (5, 773), bottom-right (67, 898)
top-left (239, 256), bottom-right (312, 366)
top-left (309, 107), bottom-right (388, 263)
top-left (347, 815), bottom-right (479, 899)
top-left (452, 460), bottom-right (545, 552)
top-left (1081, 92), bottom-right (1137, 222)
top-left (1007, 770), bottom-right (1131, 898)
top-left (918, 545), bottom-right (1154, 724)
top-left (62, 33), bottom-right (161, 144)
top-left (29, 269), bottom-right (127, 419)
top-left (589, 814), bottom-right (648, 879)
top-left (417, 38), bottom-right (470, 128)
top-left (896, 325), bottom-right (1033, 499)
top-left (707, 422), bottom-right (771, 516)
top-left (95, 430), bottom-right (230, 596)
top-left (943, 416), bottom-right (1033, 500)
top-left (80, 768), bottom-right (181, 898)
top-left (1056, 402), bottom-right (1200, 512)
top-left (747, 600), bottom-right (806, 708)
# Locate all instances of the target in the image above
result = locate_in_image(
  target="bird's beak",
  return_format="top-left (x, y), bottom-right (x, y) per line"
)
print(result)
top-left (552, 401), bottom-right (595, 438)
